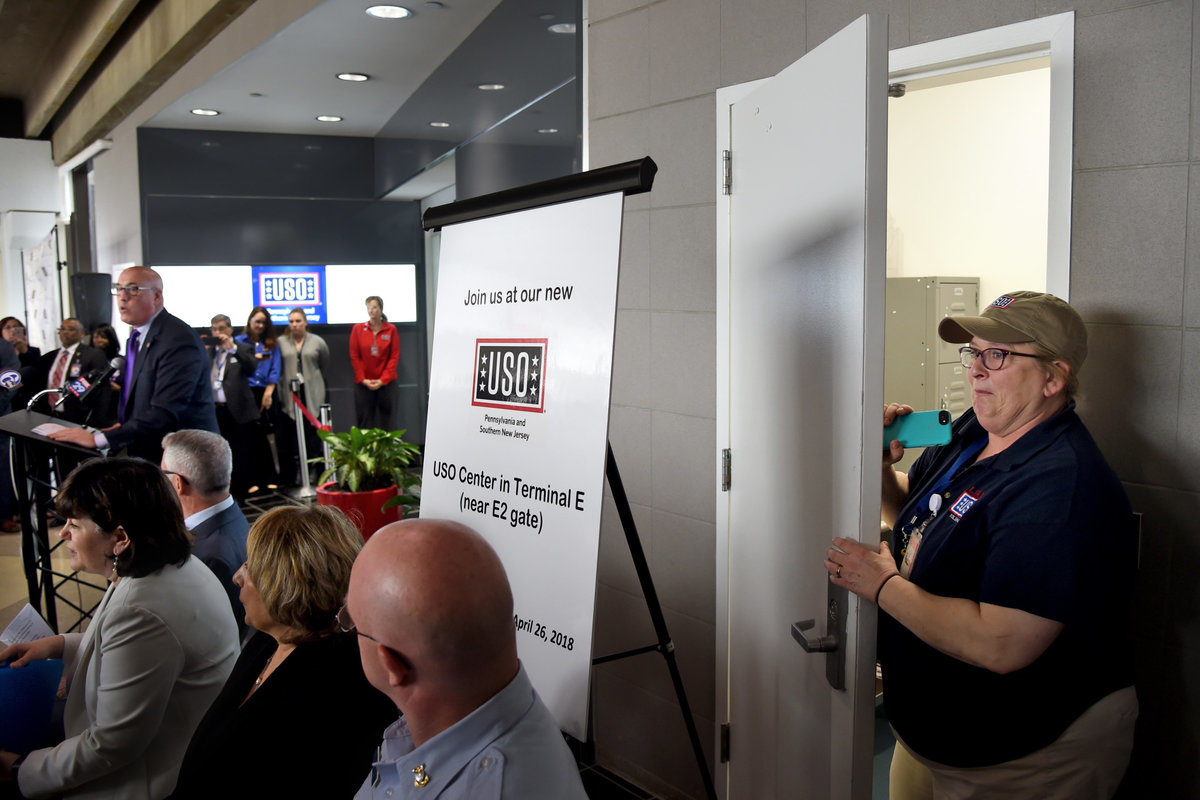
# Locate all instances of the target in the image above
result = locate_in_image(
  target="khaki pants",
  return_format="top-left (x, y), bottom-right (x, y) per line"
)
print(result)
top-left (890, 687), bottom-right (1138, 800)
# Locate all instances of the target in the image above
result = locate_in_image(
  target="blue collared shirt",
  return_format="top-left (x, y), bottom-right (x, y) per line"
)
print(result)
top-left (235, 334), bottom-right (280, 387)
top-left (355, 664), bottom-right (586, 800)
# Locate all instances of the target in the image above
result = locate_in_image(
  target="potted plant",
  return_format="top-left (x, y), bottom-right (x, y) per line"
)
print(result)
top-left (313, 427), bottom-right (421, 539)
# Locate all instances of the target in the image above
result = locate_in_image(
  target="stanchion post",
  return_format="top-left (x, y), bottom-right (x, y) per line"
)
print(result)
top-left (292, 378), bottom-right (316, 499)
top-left (319, 404), bottom-right (333, 470)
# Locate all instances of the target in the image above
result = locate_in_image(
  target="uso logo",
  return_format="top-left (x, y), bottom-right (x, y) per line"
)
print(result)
top-left (0, 369), bottom-right (21, 391)
top-left (989, 295), bottom-right (1016, 309)
top-left (260, 272), bottom-right (321, 306)
top-left (472, 339), bottom-right (547, 413)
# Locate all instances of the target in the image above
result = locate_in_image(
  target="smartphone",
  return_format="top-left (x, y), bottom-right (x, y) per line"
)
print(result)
top-left (201, 335), bottom-right (220, 347)
top-left (884, 409), bottom-right (952, 449)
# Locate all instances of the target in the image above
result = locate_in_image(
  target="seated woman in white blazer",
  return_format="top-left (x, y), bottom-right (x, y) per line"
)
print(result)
top-left (0, 457), bottom-right (240, 799)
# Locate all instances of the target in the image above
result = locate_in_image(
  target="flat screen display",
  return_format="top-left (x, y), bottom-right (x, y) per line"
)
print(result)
top-left (155, 264), bottom-right (418, 327)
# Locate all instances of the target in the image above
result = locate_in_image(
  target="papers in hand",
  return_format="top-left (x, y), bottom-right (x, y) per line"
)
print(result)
top-left (32, 422), bottom-right (69, 436)
top-left (1, 604), bottom-right (54, 648)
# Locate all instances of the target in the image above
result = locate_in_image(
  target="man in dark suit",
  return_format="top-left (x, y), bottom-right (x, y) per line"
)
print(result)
top-left (162, 428), bottom-right (249, 639)
top-left (38, 317), bottom-right (110, 425)
top-left (209, 314), bottom-right (259, 499)
top-left (49, 266), bottom-right (218, 462)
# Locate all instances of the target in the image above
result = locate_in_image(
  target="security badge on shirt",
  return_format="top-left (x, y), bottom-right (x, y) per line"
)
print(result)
top-left (898, 487), bottom-right (984, 578)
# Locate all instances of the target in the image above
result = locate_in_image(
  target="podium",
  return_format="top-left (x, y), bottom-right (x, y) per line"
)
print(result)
top-left (0, 410), bottom-right (107, 632)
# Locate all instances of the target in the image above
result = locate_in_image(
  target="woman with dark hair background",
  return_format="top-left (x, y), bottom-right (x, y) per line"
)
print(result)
top-left (0, 458), bottom-right (239, 799)
top-left (236, 307), bottom-right (282, 491)
top-left (88, 323), bottom-right (121, 425)
top-left (89, 323), bottom-right (120, 361)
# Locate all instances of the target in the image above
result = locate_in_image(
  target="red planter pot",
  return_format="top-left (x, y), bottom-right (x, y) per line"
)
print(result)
top-left (315, 482), bottom-right (401, 540)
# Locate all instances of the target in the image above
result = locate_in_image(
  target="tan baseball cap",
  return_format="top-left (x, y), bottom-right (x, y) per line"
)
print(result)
top-left (937, 291), bottom-right (1087, 371)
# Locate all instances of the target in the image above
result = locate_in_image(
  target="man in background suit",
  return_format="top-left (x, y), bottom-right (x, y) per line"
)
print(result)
top-left (38, 317), bottom-right (109, 425)
top-left (209, 314), bottom-right (259, 500)
top-left (49, 266), bottom-right (218, 462)
top-left (162, 428), bottom-right (249, 639)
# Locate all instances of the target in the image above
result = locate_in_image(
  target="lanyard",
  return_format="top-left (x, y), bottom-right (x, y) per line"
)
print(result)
top-left (897, 435), bottom-right (987, 568)
top-left (922, 436), bottom-right (987, 510)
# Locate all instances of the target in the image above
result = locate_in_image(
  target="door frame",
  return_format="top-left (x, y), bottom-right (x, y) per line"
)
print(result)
top-left (715, 11), bottom-right (1075, 798)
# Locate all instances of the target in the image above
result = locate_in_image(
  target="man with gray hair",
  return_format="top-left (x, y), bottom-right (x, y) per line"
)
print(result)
top-left (162, 429), bottom-right (249, 636)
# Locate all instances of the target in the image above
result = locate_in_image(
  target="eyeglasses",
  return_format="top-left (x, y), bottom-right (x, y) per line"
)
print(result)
top-left (161, 469), bottom-right (190, 485)
top-left (2, 325), bottom-right (24, 334)
top-left (959, 346), bottom-right (1046, 371)
top-left (57, 326), bottom-right (83, 333)
top-left (110, 284), bottom-right (157, 297)
top-left (336, 603), bottom-right (413, 670)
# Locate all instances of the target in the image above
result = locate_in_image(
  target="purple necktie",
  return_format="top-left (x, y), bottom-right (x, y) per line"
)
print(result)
top-left (119, 329), bottom-right (140, 423)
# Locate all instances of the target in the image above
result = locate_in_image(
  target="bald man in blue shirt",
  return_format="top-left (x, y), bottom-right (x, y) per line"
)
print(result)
top-left (346, 519), bottom-right (586, 800)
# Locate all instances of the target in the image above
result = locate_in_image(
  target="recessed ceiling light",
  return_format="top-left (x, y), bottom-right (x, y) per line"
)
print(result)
top-left (190, 108), bottom-right (220, 116)
top-left (316, 115), bottom-right (343, 122)
top-left (538, 13), bottom-right (554, 21)
top-left (477, 83), bottom-right (505, 91)
top-left (537, 128), bottom-right (559, 134)
top-left (548, 22), bottom-right (576, 34)
top-left (428, 121), bottom-right (451, 128)
top-left (337, 73), bottom-right (370, 82)
top-left (365, 5), bottom-right (411, 19)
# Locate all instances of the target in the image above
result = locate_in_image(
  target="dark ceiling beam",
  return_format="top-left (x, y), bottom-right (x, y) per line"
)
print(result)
top-left (51, 0), bottom-right (256, 165)
top-left (23, 0), bottom-right (143, 139)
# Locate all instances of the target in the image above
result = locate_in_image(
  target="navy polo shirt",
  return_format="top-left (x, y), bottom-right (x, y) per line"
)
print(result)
top-left (879, 405), bottom-right (1137, 767)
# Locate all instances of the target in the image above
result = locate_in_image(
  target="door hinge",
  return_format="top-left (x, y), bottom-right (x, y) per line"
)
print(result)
top-left (720, 722), bottom-right (731, 763)
top-left (722, 149), bottom-right (732, 195)
top-left (721, 448), bottom-right (731, 491)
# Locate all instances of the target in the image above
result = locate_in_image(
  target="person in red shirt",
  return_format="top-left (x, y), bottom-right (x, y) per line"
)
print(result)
top-left (349, 295), bottom-right (400, 430)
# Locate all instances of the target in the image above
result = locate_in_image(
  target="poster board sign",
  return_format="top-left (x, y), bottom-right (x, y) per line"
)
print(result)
top-left (420, 191), bottom-right (624, 738)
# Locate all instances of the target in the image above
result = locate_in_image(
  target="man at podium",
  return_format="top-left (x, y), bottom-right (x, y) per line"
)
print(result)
top-left (48, 266), bottom-right (217, 462)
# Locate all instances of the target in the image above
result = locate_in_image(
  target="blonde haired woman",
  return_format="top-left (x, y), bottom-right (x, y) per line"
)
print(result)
top-left (170, 506), bottom-right (394, 798)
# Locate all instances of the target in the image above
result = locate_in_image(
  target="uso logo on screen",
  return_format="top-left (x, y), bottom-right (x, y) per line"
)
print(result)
top-left (259, 272), bottom-right (321, 306)
top-left (472, 339), bottom-right (547, 413)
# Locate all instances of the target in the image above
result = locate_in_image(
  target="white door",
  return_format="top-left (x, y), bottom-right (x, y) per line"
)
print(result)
top-left (717, 15), bottom-right (887, 799)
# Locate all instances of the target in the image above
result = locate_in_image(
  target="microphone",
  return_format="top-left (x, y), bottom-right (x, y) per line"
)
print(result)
top-left (65, 356), bottom-right (125, 406)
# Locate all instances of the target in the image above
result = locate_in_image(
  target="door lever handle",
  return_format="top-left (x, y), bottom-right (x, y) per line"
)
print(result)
top-left (791, 619), bottom-right (838, 653)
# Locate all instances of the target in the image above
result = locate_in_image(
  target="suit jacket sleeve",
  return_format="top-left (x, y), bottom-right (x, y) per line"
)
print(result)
top-left (18, 605), bottom-right (186, 797)
top-left (232, 341), bottom-right (257, 374)
top-left (106, 327), bottom-right (209, 453)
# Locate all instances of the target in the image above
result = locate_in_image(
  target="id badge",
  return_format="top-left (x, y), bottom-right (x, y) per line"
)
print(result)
top-left (212, 379), bottom-right (223, 391)
top-left (899, 494), bottom-right (942, 579)
top-left (900, 532), bottom-right (921, 578)
top-left (370, 345), bottom-right (379, 357)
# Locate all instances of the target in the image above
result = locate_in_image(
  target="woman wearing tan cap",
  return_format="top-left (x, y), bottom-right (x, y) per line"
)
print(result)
top-left (827, 292), bottom-right (1137, 800)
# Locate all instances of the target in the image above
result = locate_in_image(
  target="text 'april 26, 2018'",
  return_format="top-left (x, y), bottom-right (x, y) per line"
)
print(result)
top-left (515, 613), bottom-right (575, 652)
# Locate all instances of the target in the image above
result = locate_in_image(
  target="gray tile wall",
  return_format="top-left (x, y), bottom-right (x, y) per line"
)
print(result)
top-left (588, 0), bottom-right (1200, 797)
